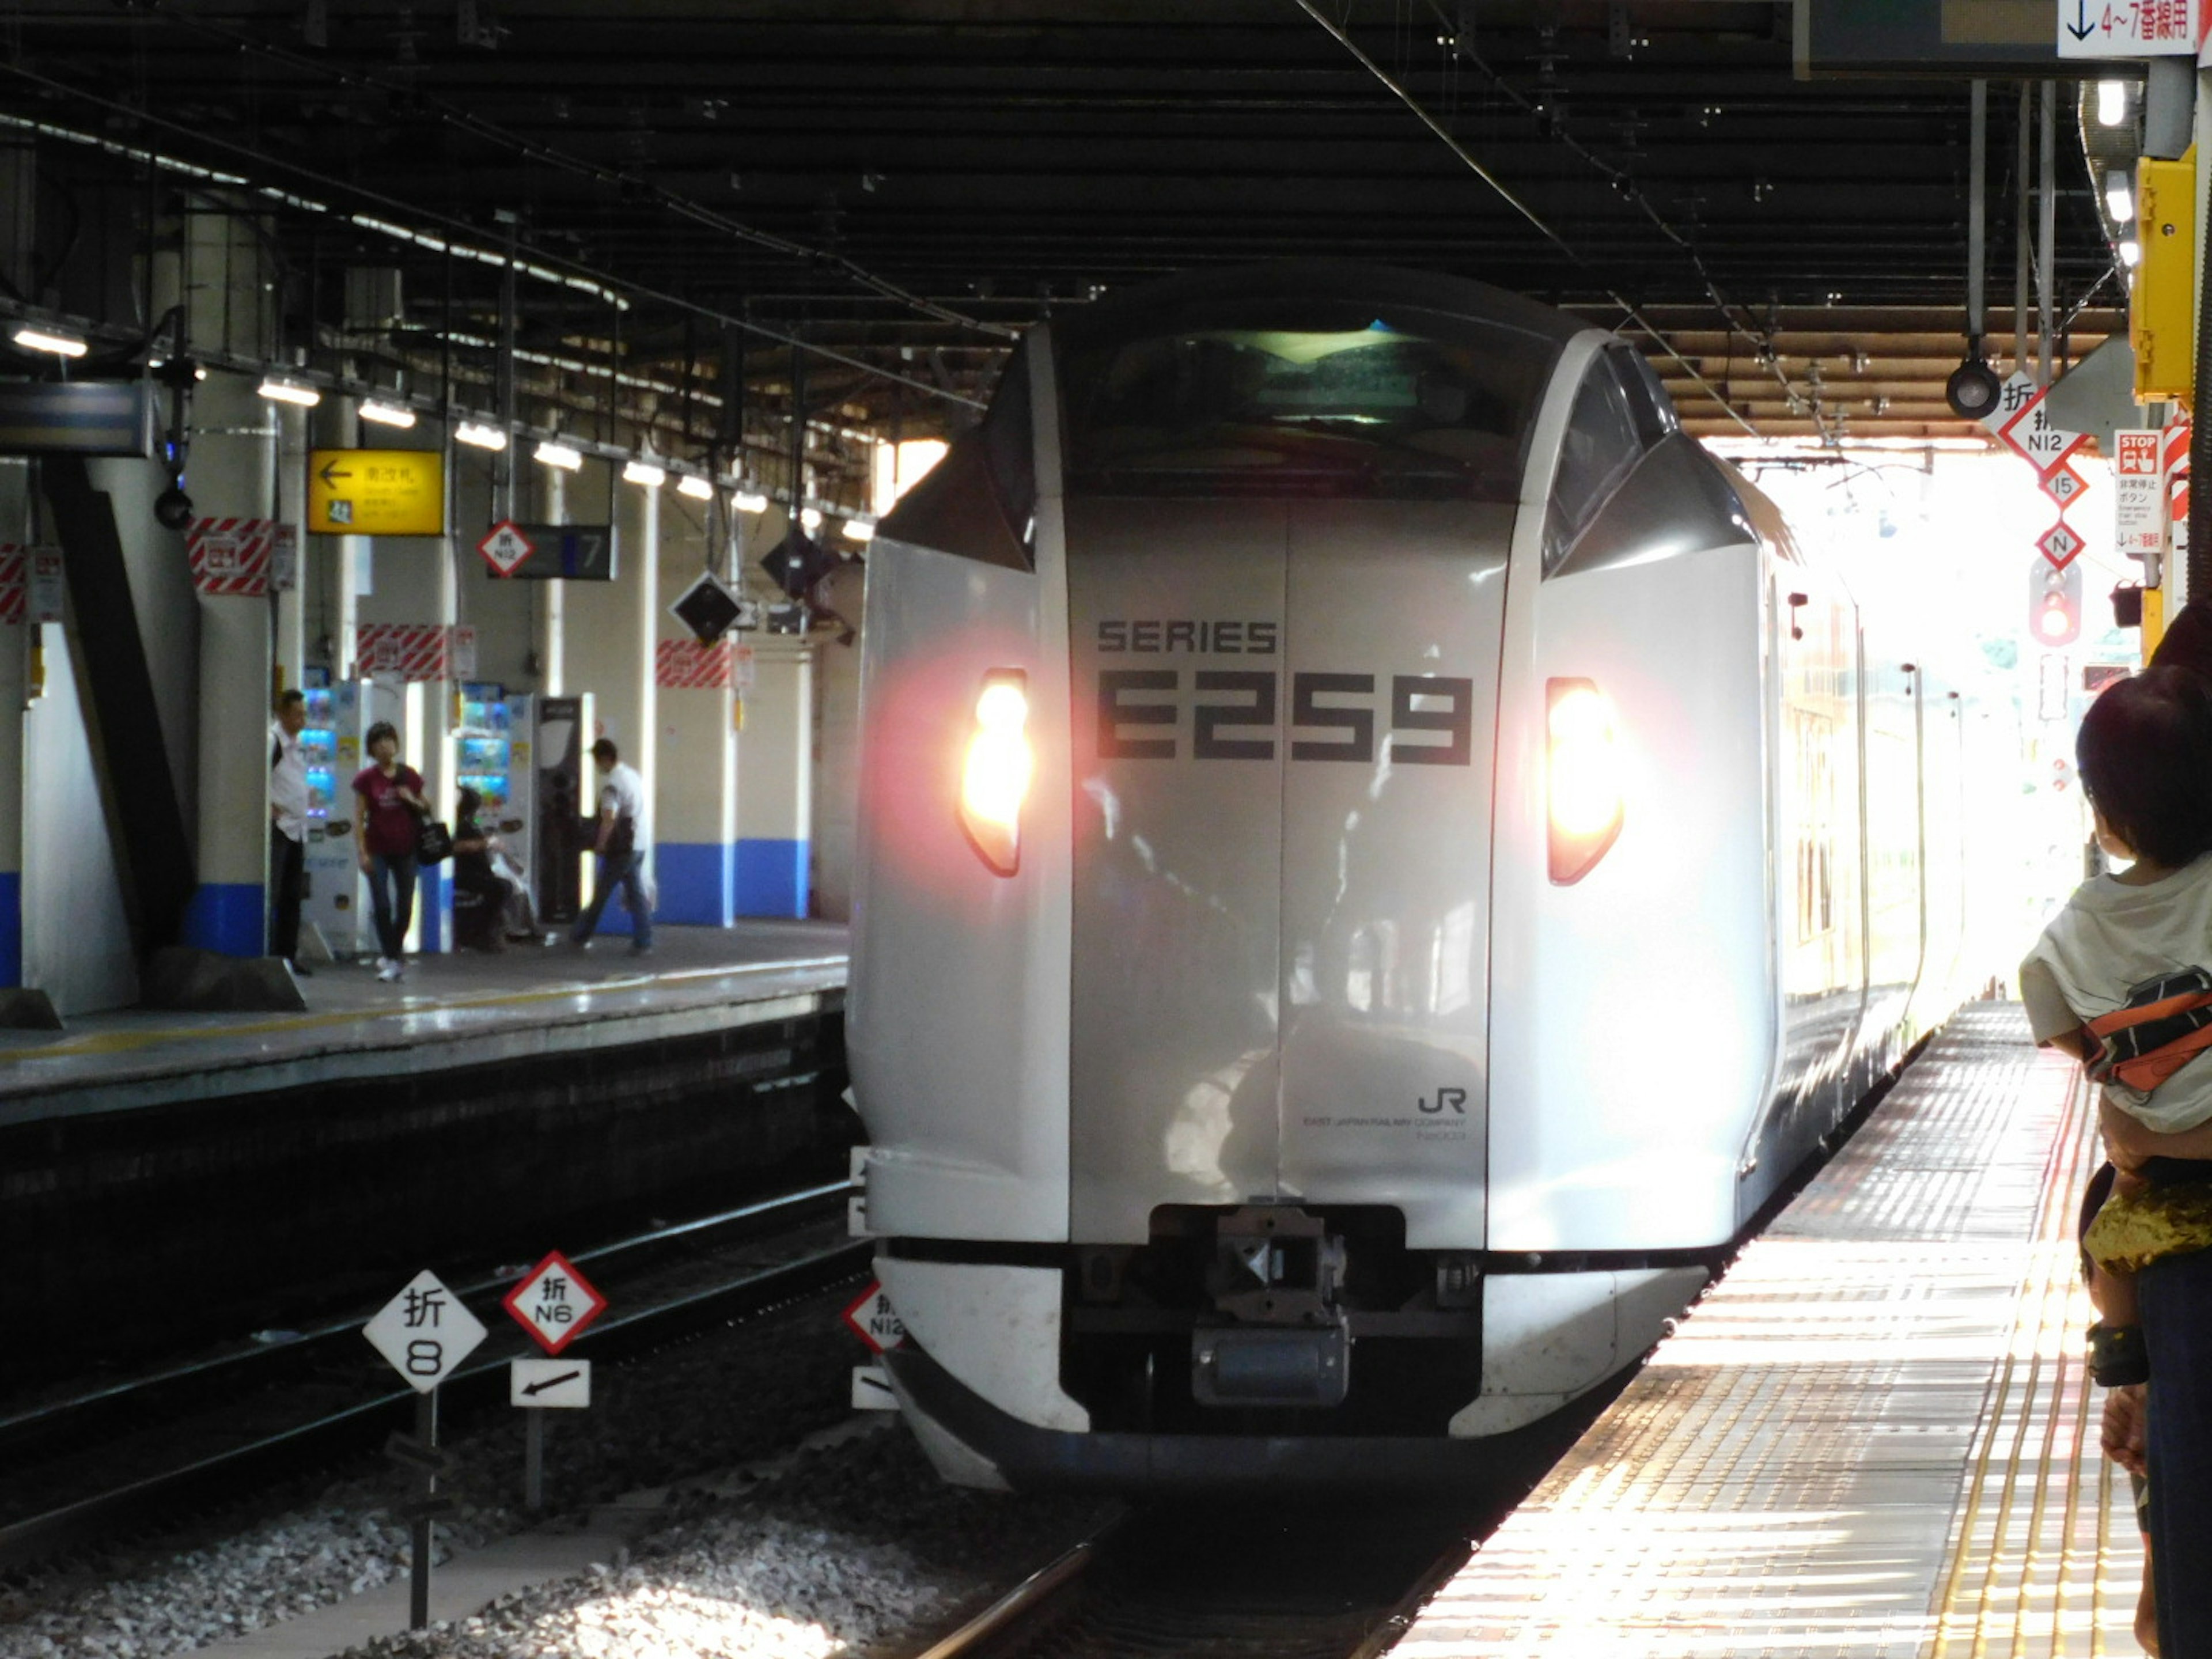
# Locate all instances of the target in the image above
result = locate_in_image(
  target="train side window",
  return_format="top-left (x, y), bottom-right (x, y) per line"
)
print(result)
top-left (1544, 357), bottom-right (1643, 573)
top-left (1607, 343), bottom-right (1679, 447)
top-left (875, 342), bottom-right (1037, 571)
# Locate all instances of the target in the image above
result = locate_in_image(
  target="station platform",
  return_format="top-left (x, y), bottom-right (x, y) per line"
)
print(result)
top-left (1397, 1005), bottom-right (2142, 1658)
top-left (0, 919), bottom-right (847, 1123)
top-left (2, 922), bottom-right (852, 1370)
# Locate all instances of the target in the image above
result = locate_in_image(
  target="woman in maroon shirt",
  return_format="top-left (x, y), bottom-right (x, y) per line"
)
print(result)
top-left (352, 720), bottom-right (426, 982)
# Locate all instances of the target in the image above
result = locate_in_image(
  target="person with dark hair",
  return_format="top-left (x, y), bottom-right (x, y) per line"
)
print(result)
top-left (450, 785), bottom-right (541, 950)
top-left (268, 688), bottom-right (311, 976)
top-left (352, 719), bottom-right (426, 983)
top-left (2150, 594), bottom-right (2212, 685)
top-left (2020, 664), bottom-right (2212, 1658)
top-left (569, 736), bottom-right (653, 956)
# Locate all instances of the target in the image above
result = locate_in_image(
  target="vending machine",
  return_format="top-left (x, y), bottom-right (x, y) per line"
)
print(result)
top-left (456, 682), bottom-right (537, 909)
top-left (533, 692), bottom-right (594, 925)
top-left (300, 679), bottom-right (406, 960)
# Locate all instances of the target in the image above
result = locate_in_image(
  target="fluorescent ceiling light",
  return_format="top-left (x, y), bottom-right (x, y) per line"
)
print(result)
top-left (454, 421), bottom-right (507, 451)
top-left (676, 473), bottom-right (714, 501)
top-left (2105, 171), bottom-right (2134, 223)
top-left (842, 518), bottom-right (875, 541)
top-left (12, 325), bottom-right (86, 358)
top-left (800, 506), bottom-right (823, 531)
top-left (358, 399), bottom-right (417, 429)
top-left (2097, 80), bottom-right (2129, 127)
top-left (534, 440), bottom-right (583, 471)
top-left (734, 490), bottom-right (770, 514)
top-left (2120, 238), bottom-right (2143, 268)
top-left (622, 459), bottom-right (667, 487)
top-left (257, 376), bottom-right (321, 407)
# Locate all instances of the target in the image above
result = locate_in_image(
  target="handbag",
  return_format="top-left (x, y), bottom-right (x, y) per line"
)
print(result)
top-left (415, 816), bottom-right (454, 865)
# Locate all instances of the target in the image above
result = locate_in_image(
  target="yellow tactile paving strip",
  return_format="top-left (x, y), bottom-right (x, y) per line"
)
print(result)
top-left (1393, 1006), bottom-right (2144, 1658)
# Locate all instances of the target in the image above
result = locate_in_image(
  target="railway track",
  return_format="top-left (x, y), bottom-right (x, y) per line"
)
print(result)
top-left (916, 1505), bottom-right (1472, 1659)
top-left (0, 1180), bottom-right (868, 1570)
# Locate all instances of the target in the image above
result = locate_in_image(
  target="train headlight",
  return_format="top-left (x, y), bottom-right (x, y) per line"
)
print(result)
top-left (959, 670), bottom-right (1032, 875)
top-left (1547, 678), bottom-right (1624, 884)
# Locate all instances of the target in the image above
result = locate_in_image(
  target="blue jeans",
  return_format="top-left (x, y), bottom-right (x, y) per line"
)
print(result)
top-left (2141, 1245), bottom-right (2212, 1658)
top-left (571, 849), bottom-right (652, 949)
top-left (367, 852), bottom-right (418, 961)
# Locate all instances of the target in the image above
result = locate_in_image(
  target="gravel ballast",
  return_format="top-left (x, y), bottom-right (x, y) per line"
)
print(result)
top-left (340, 1428), bottom-right (1108, 1659)
top-left (0, 1287), bottom-right (867, 1659)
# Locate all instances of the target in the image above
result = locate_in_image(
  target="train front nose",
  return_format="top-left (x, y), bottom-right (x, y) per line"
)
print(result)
top-left (1066, 495), bottom-right (1511, 1250)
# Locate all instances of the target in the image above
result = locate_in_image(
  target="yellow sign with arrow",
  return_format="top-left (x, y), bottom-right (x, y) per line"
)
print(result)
top-left (306, 449), bottom-right (446, 537)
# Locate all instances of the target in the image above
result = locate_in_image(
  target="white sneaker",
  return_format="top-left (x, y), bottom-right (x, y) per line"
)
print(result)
top-left (372, 956), bottom-right (393, 973)
top-left (377, 960), bottom-right (403, 983)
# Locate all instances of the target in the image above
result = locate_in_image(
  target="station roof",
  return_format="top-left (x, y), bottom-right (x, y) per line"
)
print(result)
top-left (0, 2), bottom-right (2128, 445)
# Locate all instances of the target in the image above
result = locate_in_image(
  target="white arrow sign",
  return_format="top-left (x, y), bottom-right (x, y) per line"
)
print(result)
top-left (364, 1270), bottom-right (488, 1393)
top-left (511, 1357), bottom-right (592, 1409)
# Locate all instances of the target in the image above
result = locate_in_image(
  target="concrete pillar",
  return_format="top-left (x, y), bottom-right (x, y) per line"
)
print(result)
top-left (274, 403), bottom-right (308, 686)
top-left (558, 464), bottom-right (656, 933)
top-left (653, 498), bottom-right (738, 925)
top-left (736, 635), bottom-right (813, 917)
top-left (177, 370), bottom-right (275, 956)
top-left (0, 460), bottom-right (28, 984)
top-left (537, 464), bottom-right (566, 694)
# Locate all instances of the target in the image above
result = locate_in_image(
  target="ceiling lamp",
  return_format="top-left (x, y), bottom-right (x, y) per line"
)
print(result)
top-left (2106, 170), bottom-right (2135, 224)
top-left (359, 399), bottom-right (417, 429)
top-left (2097, 80), bottom-right (2129, 127)
top-left (676, 474), bottom-right (715, 501)
top-left (454, 422), bottom-right (507, 451)
top-left (534, 440), bottom-right (584, 471)
top-left (734, 490), bottom-right (770, 514)
top-left (842, 517), bottom-right (875, 541)
top-left (257, 376), bottom-right (321, 407)
top-left (12, 325), bottom-right (86, 358)
top-left (622, 458), bottom-right (667, 487)
top-left (2120, 238), bottom-right (2143, 268)
top-left (799, 506), bottom-right (823, 531)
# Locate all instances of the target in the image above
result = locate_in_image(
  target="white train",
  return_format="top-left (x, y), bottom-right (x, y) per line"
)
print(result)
top-left (848, 262), bottom-right (1999, 1490)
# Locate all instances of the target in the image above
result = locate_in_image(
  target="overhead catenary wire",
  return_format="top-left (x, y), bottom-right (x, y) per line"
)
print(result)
top-left (1400, 0), bottom-right (1826, 437)
top-left (1291, 0), bottom-right (1771, 440)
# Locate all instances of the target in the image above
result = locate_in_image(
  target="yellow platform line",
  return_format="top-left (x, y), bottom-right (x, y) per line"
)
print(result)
top-left (1927, 1066), bottom-right (2139, 1659)
top-left (0, 954), bottom-right (848, 1063)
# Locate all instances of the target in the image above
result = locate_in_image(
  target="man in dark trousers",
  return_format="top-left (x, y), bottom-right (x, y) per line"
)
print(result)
top-left (569, 737), bottom-right (654, 956)
top-left (268, 688), bottom-right (311, 975)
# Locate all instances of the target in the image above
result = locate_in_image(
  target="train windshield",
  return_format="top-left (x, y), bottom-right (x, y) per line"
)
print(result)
top-left (1060, 304), bottom-right (1556, 500)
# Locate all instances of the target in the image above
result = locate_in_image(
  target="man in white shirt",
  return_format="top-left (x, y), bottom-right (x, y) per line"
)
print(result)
top-left (268, 689), bottom-right (312, 975)
top-left (569, 737), bottom-right (653, 955)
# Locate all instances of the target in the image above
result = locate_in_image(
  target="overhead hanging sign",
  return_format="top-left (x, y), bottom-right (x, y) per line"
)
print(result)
top-left (478, 520), bottom-right (535, 577)
top-left (2056, 0), bottom-right (2206, 56)
top-left (308, 448), bottom-right (446, 537)
top-left (0, 382), bottom-right (156, 457)
top-left (481, 522), bottom-right (615, 581)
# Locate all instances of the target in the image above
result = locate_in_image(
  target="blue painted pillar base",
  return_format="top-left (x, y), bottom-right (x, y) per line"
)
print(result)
top-left (0, 872), bottom-right (18, 987)
top-left (734, 838), bottom-right (809, 919)
top-left (655, 842), bottom-right (736, 927)
top-left (181, 882), bottom-right (267, 958)
top-left (419, 865), bottom-right (446, 954)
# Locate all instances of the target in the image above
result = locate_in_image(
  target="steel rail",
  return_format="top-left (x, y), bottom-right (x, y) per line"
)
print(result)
top-left (911, 1532), bottom-right (1108, 1659)
top-left (0, 1189), bottom-right (865, 1571)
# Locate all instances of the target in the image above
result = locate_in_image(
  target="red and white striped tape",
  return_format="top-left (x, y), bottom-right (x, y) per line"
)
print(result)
top-left (2168, 419), bottom-right (2192, 530)
top-left (186, 517), bottom-right (274, 598)
top-left (354, 622), bottom-right (453, 683)
top-left (0, 545), bottom-right (22, 626)
top-left (655, 638), bottom-right (736, 690)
